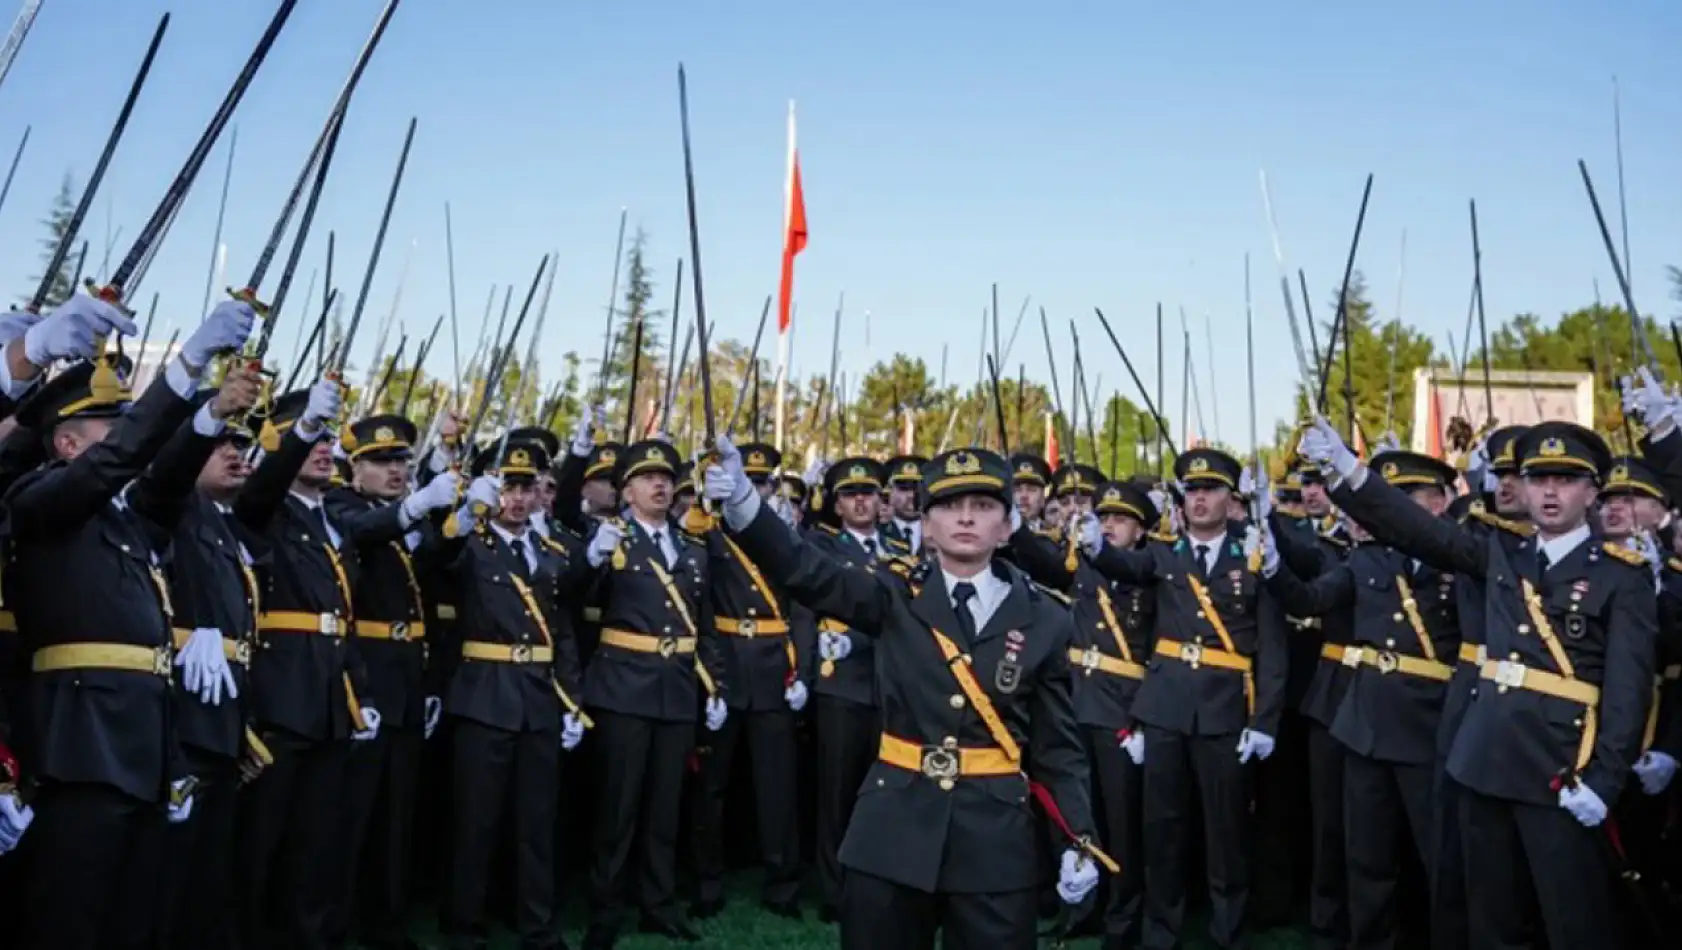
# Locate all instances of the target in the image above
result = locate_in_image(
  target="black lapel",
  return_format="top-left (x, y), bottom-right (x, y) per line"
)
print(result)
top-left (909, 570), bottom-right (969, 647)
top-left (975, 565), bottom-right (1034, 647)
top-left (1207, 531), bottom-right (1243, 584)
top-left (1513, 534), bottom-right (1542, 588)
top-left (1547, 535), bottom-right (1594, 590)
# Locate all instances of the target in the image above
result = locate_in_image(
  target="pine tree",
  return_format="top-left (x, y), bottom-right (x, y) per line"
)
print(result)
top-left (28, 172), bottom-right (80, 308)
top-left (605, 228), bottom-right (664, 441)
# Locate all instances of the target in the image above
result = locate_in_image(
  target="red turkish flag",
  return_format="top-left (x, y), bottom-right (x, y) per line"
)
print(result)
top-left (776, 103), bottom-right (807, 335)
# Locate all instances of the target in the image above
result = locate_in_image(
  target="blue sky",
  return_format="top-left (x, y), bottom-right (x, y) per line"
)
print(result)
top-left (1, 0), bottom-right (1678, 449)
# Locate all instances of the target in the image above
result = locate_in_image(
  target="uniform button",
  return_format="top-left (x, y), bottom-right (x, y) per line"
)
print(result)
top-left (1573, 718), bottom-right (1584, 727)
top-left (876, 778), bottom-right (885, 787)
top-left (1509, 652), bottom-right (1520, 661)
top-left (664, 601), bottom-right (672, 608)
top-left (1517, 624), bottom-right (1530, 634)
top-left (1392, 612), bottom-right (1403, 622)
top-left (1385, 638), bottom-right (1396, 648)
top-left (938, 778), bottom-right (955, 791)
top-left (942, 736), bottom-right (958, 749)
top-left (1195, 611), bottom-right (1204, 619)
top-left (1194, 636), bottom-right (1204, 646)
top-left (747, 607), bottom-right (757, 616)
top-left (950, 694), bottom-right (966, 709)
top-left (663, 626), bottom-right (672, 634)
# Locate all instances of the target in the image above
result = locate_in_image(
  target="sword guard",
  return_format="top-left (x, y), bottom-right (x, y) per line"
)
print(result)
top-left (228, 286), bottom-right (272, 317)
top-left (84, 279), bottom-right (134, 316)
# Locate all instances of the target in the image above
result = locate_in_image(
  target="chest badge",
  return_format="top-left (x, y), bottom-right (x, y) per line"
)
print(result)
top-left (996, 633), bottom-right (1024, 693)
top-left (1564, 614), bottom-right (1587, 639)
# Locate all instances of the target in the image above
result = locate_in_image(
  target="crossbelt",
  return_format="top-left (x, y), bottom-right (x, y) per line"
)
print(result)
top-left (171, 627), bottom-right (251, 665)
top-left (33, 643), bottom-right (171, 677)
top-left (1067, 645), bottom-right (1145, 680)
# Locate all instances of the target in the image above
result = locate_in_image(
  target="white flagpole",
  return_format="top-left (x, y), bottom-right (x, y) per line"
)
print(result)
top-left (774, 99), bottom-right (795, 453)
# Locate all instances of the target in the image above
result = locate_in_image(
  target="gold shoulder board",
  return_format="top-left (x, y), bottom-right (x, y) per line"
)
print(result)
top-left (1602, 541), bottom-right (1647, 567)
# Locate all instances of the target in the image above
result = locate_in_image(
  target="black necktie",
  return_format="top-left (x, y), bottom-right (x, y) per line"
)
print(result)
top-left (952, 581), bottom-right (978, 642)
top-left (1537, 547), bottom-right (1550, 576)
top-left (510, 538), bottom-right (531, 578)
top-left (318, 507), bottom-right (335, 548)
top-left (652, 530), bottom-right (669, 567)
top-left (863, 537), bottom-right (877, 556)
top-left (1195, 544), bottom-right (1211, 577)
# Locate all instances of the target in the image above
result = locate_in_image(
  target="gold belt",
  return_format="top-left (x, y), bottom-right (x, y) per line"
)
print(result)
top-left (1458, 642), bottom-right (1486, 667)
top-left (355, 619), bottom-right (427, 642)
top-left (600, 628), bottom-right (696, 658)
top-left (715, 617), bottom-right (789, 638)
top-left (877, 733), bottom-right (1019, 786)
top-left (1479, 659), bottom-right (1600, 704)
top-left (257, 611), bottom-right (345, 636)
top-left (1067, 645), bottom-right (1144, 680)
top-left (33, 643), bottom-right (171, 677)
top-left (1155, 637), bottom-right (1252, 672)
top-left (1339, 645), bottom-right (1451, 682)
top-left (461, 641), bottom-right (552, 664)
top-left (1320, 643), bottom-right (1347, 663)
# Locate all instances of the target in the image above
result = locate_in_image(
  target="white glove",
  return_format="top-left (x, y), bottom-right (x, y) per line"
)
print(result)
top-left (353, 706), bottom-right (382, 742)
top-left (0, 790), bottom-right (33, 854)
top-left (181, 300), bottom-right (256, 368)
top-left (561, 712), bottom-right (585, 751)
top-left (587, 520), bottom-right (626, 568)
top-left (802, 457), bottom-right (827, 487)
top-left (0, 310), bottom-right (42, 347)
top-left (1076, 512), bottom-right (1103, 557)
top-left (464, 473), bottom-right (501, 511)
top-left (1633, 750), bottom-right (1678, 796)
top-left (176, 627), bottom-right (238, 706)
top-left (703, 435), bottom-right (755, 508)
top-left (785, 679), bottom-right (809, 712)
top-left (1632, 367), bottom-right (1674, 435)
top-left (1056, 848), bottom-right (1100, 904)
top-left (299, 377), bottom-right (343, 432)
top-left (1377, 430), bottom-right (1402, 453)
top-left (1239, 466), bottom-right (1256, 497)
top-left (1120, 730), bottom-right (1145, 765)
top-left (705, 696), bottom-right (728, 732)
top-left (403, 470), bottom-right (461, 521)
top-left (1558, 782), bottom-right (1608, 827)
top-left (1253, 468), bottom-right (1273, 524)
top-left (424, 695), bottom-right (442, 740)
top-left (569, 406), bottom-right (597, 457)
top-left (818, 631), bottom-right (854, 661)
top-left (1009, 506), bottom-right (1023, 534)
top-left (1260, 528), bottom-right (1280, 577)
top-left (769, 491), bottom-right (797, 528)
top-left (167, 779), bottom-right (195, 824)
top-left (23, 294), bottom-right (138, 366)
top-left (1298, 416), bottom-right (1359, 479)
top-left (1236, 728), bottom-right (1275, 763)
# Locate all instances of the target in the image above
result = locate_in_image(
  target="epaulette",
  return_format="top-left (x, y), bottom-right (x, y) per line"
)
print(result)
top-left (1602, 541), bottom-right (1647, 567)
top-left (884, 556), bottom-right (917, 578)
top-left (1320, 533), bottom-right (1350, 549)
top-left (1033, 582), bottom-right (1072, 606)
top-left (1468, 506), bottom-right (1535, 537)
top-left (1668, 557), bottom-right (1682, 574)
top-left (1148, 530), bottom-right (1178, 544)
top-left (1036, 525), bottom-right (1065, 543)
top-left (815, 522), bottom-right (839, 536)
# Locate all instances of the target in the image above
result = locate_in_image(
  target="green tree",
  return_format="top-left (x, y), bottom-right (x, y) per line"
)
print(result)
top-left (603, 228), bottom-right (665, 440)
top-left (1303, 269), bottom-right (1437, 449)
top-left (28, 172), bottom-right (80, 308)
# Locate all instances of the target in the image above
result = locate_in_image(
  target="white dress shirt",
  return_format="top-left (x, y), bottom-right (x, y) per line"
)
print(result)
top-left (490, 522), bottom-right (539, 573)
top-left (1185, 531), bottom-right (1225, 575)
top-left (1535, 523), bottom-right (1591, 570)
top-left (290, 490), bottom-right (342, 549)
top-left (633, 516), bottom-right (678, 568)
top-left (894, 517), bottom-right (922, 553)
top-left (845, 527), bottom-right (882, 557)
top-left (944, 566), bottom-right (1008, 633)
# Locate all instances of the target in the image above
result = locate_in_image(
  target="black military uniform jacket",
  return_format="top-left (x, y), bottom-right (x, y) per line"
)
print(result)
top-left (1267, 541), bottom-right (1461, 765)
top-left (729, 503), bottom-right (1094, 895)
top-left (234, 429), bottom-right (369, 743)
top-left (1336, 474), bottom-right (1656, 806)
top-left (802, 523), bottom-right (900, 708)
top-left (1, 376), bottom-right (197, 802)
top-left (576, 516), bottom-right (725, 722)
top-left (1091, 529), bottom-right (1289, 738)
top-left (133, 417), bottom-right (266, 763)
top-left (704, 522), bottom-right (817, 711)
top-left (436, 521), bottom-right (584, 734)
top-left (1271, 513), bottom-right (1353, 727)
top-left (1647, 560), bottom-right (1682, 761)
top-left (1010, 524), bottom-right (1155, 733)
top-left (328, 488), bottom-right (432, 729)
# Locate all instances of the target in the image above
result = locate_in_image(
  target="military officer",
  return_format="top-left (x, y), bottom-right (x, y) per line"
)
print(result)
top-left (3, 296), bottom-right (253, 949)
top-left (1262, 450), bottom-right (1463, 950)
top-left (1302, 416), bottom-right (1656, 949)
top-left (435, 439), bottom-right (587, 950)
top-left (690, 441), bottom-right (813, 921)
top-left (1011, 478), bottom-right (1158, 950)
top-left (882, 454), bottom-right (927, 554)
top-left (1053, 462), bottom-right (1104, 519)
top-left (233, 376), bottom-right (384, 950)
top-left (1010, 452), bottom-right (1053, 526)
top-left (575, 438), bottom-right (726, 949)
top-left (1074, 446), bottom-right (1289, 950)
top-left (705, 439), bottom-right (1105, 950)
top-left (672, 460), bottom-right (697, 524)
top-left (329, 412), bottom-right (461, 949)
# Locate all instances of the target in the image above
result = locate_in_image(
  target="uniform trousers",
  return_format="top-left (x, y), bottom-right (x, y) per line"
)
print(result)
top-left (22, 780), bottom-right (165, 950)
top-left (1139, 725), bottom-right (1249, 950)
top-left (587, 710), bottom-right (691, 932)
top-left (1429, 761), bottom-right (1470, 950)
top-left (1459, 785), bottom-right (1621, 949)
top-left (692, 706), bottom-right (801, 905)
top-left (237, 729), bottom-right (350, 950)
top-left (156, 751), bottom-right (240, 949)
top-left (336, 722), bottom-right (425, 948)
top-left (445, 718), bottom-right (560, 950)
top-left (1085, 725), bottom-right (1144, 945)
top-left (1344, 753), bottom-right (1433, 950)
top-left (815, 694), bottom-right (878, 913)
top-left (1251, 708), bottom-right (1311, 926)
top-left (840, 868), bottom-right (1038, 950)
top-left (1306, 721), bottom-right (1349, 949)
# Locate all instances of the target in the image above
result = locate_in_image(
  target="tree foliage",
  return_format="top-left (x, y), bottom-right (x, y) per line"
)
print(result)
top-left (27, 172), bottom-right (80, 308)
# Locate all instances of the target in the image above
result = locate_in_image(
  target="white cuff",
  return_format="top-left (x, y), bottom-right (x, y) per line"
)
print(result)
top-left (0, 352), bottom-right (37, 402)
top-left (164, 358), bottom-right (196, 400)
top-left (723, 491), bottom-right (762, 532)
top-left (294, 418), bottom-right (328, 442)
top-left (398, 497), bottom-right (420, 528)
top-left (191, 403), bottom-right (225, 437)
top-left (427, 445), bottom-right (453, 473)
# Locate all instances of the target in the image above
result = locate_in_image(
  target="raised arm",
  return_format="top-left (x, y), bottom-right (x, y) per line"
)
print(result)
top-left (1009, 522), bottom-right (1077, 590)
top-left (725, 496), bottom-right (898, 637)
top-left (1263, 558), bottom-right (1356, 618)
top-left (129, 366), bottom-right (262, 534)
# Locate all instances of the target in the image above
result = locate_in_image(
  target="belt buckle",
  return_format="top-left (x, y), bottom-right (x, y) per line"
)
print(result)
top-left (1080, 646), bottom-right (1102, 671)
top-left (1494, 659), bottom-right (1526, 691)
top-left (1375, 650), bottom-right (1400, 674)
top-left (233, 640), bottom-right (252, 666)
top-left (658, 636), bottom-right (678, 658)
top-left (1476, 645), bottom-right (1488, 666)
top-left (738, 618), bottom-right (756, 638)
top-left (511, 644), bottom-right (534, 663)
top-left (319, 614), bottom-right (338, 636)
top-left (919, 746), bottom-right (959, 782)
top-left (153, 647), bottom-right (172, 677)
top-left (389, 621), bottom-right (409, 642)
top-left (1178, 642), bottom-right (1203, 668)
top-left (1341, 646), bottom-right (1363, 669)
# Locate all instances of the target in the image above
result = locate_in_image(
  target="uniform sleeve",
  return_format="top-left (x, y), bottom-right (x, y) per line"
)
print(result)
top-left (695, 550), bottom-right (728, 702)
top-left (328, 490), bottom-right (406, 545)
top-left (728, 501), bottom-right (898, 637)
top-left (1090, 542), bottom-right (1159, 587)
top-left (127, 416), bottom-right (222, 534)
top-left (790, 601), bottom-right (819, 687)
top-left (1027, 609), bottom-right (1095, 840)
top-left (1581, 565), bottom-right (1658, 804)
top-left (234, 429), bottom-right (318, 532)
top-left (1264, 561), bottom-right (1356, 618)
top-left (1269, 513), bottom-right (1332, 578)
top-left (1008, 523), bottom-right (1077, 590)
top-left (1332, 474), bottom-right (1487, 579)
top-left (553, 450), bottom-right (589, 534)
top-left (1250, 583), bottom-right (1290, 738)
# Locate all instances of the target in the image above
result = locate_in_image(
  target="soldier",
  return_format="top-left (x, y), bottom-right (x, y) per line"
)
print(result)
top-left (1262, 450), bottom-right (1463, 950)
top-left (1073, 446), bottom-right (1289, 950)
top-left (801, 456), bottom-right (896, 922)
top-left (149, 370), bottom-right (269, 950)
top-left (691, 441), bottom-right (813, 921)
top-left (1011, 478), bottom-right (1159, 950)
top-left (1053, 462), bottom-right (1104, 520)
top-left (882, 454), bottom-right (927, 554)
top-left (2, 296), bottom-right (253, 949)
top-left (1301, 417), bottom-right (1656, 948)
top-left (508, 425), bottom-right (562, 541)
top-left (435, 440), bottom-right (587, 950)
top-left (703, 439), bottom-right (1104, 949)
top-left (234, 376), bottom-right (384, 950)
top-left (574, 438), bottom-right (726, 949)
top-left (329, 413), bottom-right (462, 950)
top-left (579, 440), bottom-right (622, 520)
top-left (672, 460), bottom-right (697, 525)
top-left (1010, 452), bottom-right (1052, 526)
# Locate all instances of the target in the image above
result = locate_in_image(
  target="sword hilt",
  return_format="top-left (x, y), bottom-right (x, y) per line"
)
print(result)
top-left (228, 286), bottom-right (272, 318)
